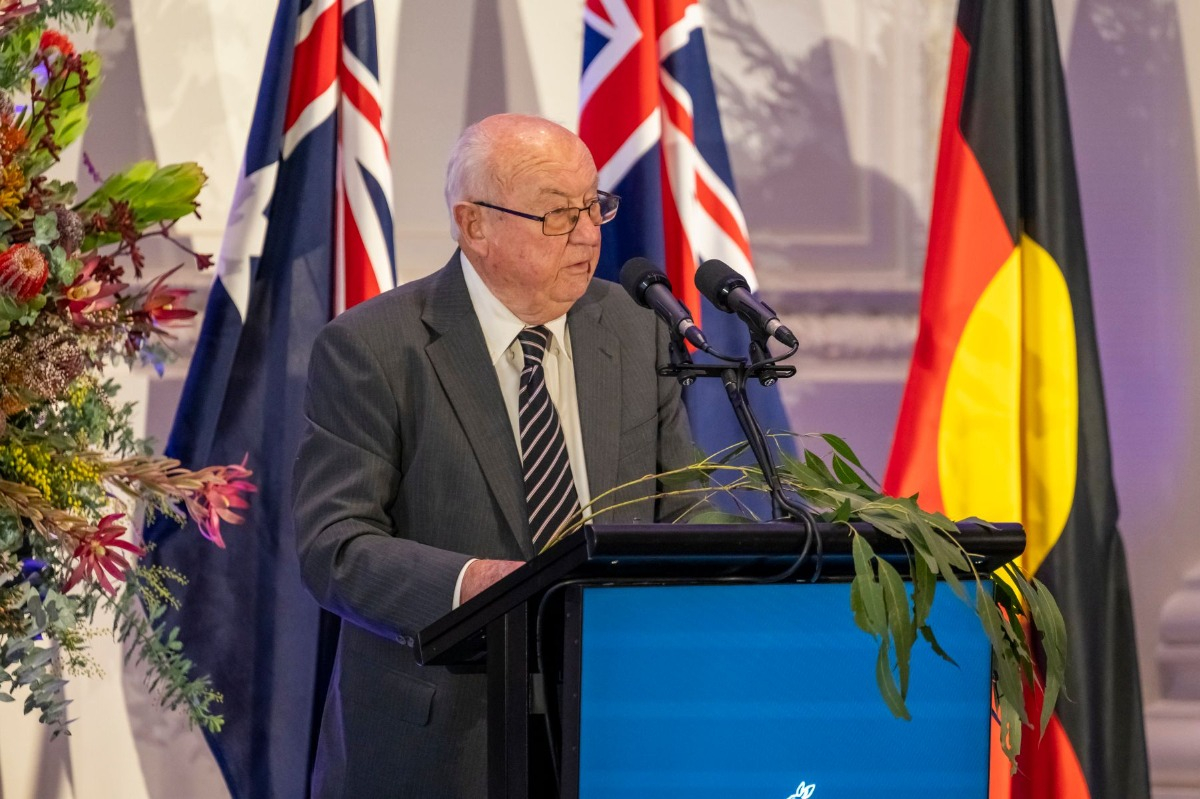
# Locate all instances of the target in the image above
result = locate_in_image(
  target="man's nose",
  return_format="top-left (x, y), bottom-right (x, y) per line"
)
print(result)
top-left (570, 212), bottom-right (603, 245)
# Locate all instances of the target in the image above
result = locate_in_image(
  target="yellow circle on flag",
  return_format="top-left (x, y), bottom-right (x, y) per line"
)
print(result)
top-left (938, 234), bottom-right (1078, 577)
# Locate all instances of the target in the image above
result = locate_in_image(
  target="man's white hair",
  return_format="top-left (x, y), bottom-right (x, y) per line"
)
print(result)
top-left (444, 120), bottom-right (500, 241)
top-left (444, 114), bottom-right (576, 241)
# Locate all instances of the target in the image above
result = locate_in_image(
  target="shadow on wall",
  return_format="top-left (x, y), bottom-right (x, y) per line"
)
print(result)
top-left (1066, 0), bottom-right (1200, 713)
top-left (706, 0), bottom-right (928, 288)
top-left (704, 0), bottom-right (928, 478)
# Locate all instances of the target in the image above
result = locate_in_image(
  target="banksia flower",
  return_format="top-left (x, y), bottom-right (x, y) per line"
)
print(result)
top-left (39, 30), bottom-right (75, 57)
top-left (0, 243), bottom-right (48, 301)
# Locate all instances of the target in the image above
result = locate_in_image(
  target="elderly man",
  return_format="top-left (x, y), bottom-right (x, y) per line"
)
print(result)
top-left (292, 113), bottom-right (695, 797)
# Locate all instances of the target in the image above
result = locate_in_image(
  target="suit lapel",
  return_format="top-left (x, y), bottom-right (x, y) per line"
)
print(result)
top-left (569, 286), bottom-right (621, 512)
top-left (422, 255), bottom-right (532, 558)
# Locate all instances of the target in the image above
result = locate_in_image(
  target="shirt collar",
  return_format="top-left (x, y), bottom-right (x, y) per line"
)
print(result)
top-left (459, 251), bottom-right (571, 365)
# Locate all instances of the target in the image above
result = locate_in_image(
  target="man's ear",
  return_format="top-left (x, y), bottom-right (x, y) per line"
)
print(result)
top-left (454, 202), bottom-right (488, 256)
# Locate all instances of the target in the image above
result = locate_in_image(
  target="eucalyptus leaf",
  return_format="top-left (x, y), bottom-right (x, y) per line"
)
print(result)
top-left (856, 510), bottom-right (907, 541)
top-left (830, 455), bottom-right (871, 491)
top-left (1007, 565), bottom-right (1067, 732)
top-left (878, 558), bottom-right (915, 695)
top-left (688, 510), bottom-right (756, 525)
top-left (911, 557), bottom-right (936, 630)
top-left (803, 450), bottom-right (838, 487)
top-left (996, 694), bottom-right (1024, 772)
top-left (657, 465), bottom-right (714, 489)
top-left (918, 624), bottom-right (958, 667)
top-left (874, 637), bottom-right (910, 721)
top-left (850, 535), bottom-right (887, 637)
top-left (715, 441), bottom-right (750, 465)
top-left (818, 432), bottom-right (879, 485)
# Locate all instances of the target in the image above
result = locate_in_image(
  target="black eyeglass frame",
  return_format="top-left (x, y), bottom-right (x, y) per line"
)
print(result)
top-left (472, 190), bottom-right (620, 236)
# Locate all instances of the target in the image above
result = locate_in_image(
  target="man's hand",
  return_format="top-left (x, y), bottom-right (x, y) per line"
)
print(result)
top-left (460, 559), bottom-right (523, 604)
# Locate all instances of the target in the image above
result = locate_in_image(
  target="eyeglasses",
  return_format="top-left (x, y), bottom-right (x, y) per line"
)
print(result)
top-left (472, 191), bottom-right (620, 236)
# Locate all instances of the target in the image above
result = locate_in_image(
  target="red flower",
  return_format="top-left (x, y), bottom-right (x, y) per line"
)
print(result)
top-left (63, 513), bottom-right (145, 594)
top-left (60, 255), bottom-right (126, 323)
top-left (183, 457), bottom-right (256, 548)
top-left (0, 243), bottom-right (48, 301)
top-left (139, 266), bottom-right (196, 327)
top-left (39, 30), bottom-right (75, 56)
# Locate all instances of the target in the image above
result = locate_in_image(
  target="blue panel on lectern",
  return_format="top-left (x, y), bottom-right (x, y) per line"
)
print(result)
top-left (577, 582), bottom-right (991, 798)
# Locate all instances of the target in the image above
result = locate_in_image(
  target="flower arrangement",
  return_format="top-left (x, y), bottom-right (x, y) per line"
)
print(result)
top-left (0, 2), bottom-right (253, 733)
top-left (545, 434), bottom-right (1066, 770)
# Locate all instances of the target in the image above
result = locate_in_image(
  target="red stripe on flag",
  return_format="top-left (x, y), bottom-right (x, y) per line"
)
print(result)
top-left (586, 0), bottom-right (614, 27)
top-left (695, 174), bottom-right (752, 262)
top-left (659, 75), bottom-right (695, 141)
top-left (652, 0), bottom-right (692, 40)
top-left (989, 677), bottom-right (1091, 799)
top-left (882, 28), bottom-right (1013, 509)
top-left (340, 193), bottom-right (381, 310)
top-left (285, 4), bottom-right (340, 132)
top-left (580, 25), bottom-right (657, 168)
top-left (340, 64), bottom-right (389, 160)
top-left (659, 150), bottom-right (700, 317)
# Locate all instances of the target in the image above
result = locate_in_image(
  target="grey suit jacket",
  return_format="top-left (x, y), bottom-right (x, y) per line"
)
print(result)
top-left (293, 253), bottom-right (695, 798)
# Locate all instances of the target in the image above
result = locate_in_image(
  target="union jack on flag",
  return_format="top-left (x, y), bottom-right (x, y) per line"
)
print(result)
top-left (145, 0), bottom-right (394, 796)
top-left (579, 0), bottom-right (792, 461)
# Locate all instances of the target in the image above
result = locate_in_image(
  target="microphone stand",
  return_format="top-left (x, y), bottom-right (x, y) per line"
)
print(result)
top-left (658, 333), bottom-right (798, 521)
top-left (660, 327), bottom-right (822, 581)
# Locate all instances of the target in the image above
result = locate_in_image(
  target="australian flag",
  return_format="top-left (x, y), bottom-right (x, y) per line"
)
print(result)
top-left (145, 0), bottom-right (395, 796)
top-left (580, 0), bottom-right (793, 469)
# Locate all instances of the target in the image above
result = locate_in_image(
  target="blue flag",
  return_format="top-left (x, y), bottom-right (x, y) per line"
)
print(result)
top-left (579, 0), bottom-right (794, 480)
top-left (146, 0), bottom-right (395, 796)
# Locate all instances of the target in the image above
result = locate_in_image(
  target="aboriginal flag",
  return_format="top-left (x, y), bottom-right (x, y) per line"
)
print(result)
top-left (883, 1), bottom-right (1150, 797)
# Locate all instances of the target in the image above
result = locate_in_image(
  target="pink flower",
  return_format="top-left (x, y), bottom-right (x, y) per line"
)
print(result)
top-left (184, 457), bottom-right (256, 548)
top-left (59, 256), bottom-right (126, 324)
top-left (63, 513), bottom-right (145, 594)
top-left (138, 266), bottom-right (196, 327)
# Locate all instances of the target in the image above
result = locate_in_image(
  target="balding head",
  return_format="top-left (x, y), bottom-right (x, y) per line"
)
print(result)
top-left (444, 114), bottom-right (588, 239)
top-left (444, 114), bottom-right (604, 325)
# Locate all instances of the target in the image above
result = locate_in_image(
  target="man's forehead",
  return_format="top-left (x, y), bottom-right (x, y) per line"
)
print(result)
top-left (536, 183), bottom-right (599, 200)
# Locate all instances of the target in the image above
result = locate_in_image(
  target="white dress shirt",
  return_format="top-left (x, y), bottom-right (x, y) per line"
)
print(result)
top-left (452, 252), bottom-right (593, 607)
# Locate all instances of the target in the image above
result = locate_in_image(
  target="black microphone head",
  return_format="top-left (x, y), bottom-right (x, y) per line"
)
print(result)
top-left (619, 257), bottom-right (670, 308)
top-left (694, 259), bottom-right (748, 313)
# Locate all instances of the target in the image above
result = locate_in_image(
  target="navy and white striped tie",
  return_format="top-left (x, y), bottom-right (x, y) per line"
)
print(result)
top-left (517, 326), bottom-right (580, 544)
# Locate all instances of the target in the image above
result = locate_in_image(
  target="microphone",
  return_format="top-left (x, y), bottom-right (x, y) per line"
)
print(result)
top-left (694, 259), bottom-right (797, 348)
top-left (619, 257), bottom-right (710, 351)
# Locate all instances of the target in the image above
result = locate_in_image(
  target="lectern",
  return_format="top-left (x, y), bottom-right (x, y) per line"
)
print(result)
top-left (417, 522), bottom-right (1024, 799)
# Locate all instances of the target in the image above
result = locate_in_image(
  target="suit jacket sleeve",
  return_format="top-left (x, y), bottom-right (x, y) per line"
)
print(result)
top-left (292, 318), bottom-right (471, 643)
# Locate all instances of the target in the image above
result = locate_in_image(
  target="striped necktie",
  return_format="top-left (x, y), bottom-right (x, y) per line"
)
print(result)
top-left (517, 326), bottom-right (580, 544)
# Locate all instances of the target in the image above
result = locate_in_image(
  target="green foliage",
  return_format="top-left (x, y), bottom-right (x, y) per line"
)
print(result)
top-left (0, 25), bottom-right (41, 94)
top-left (77, 161), bottom-right (206, 250)
top-left (0, 584), bottom-right (89, 732)
top-left (0, 293), bottom-right (46, 334)
top-left (113, 567), bottom-right (224, 733)
top-left (0, 0), bottom-right (112, 92)
top-left (22, 51), bottom-right (101, 177)
top-left (771, 436), bottom-right (1064, 770)
top-left (550, 432), bottom-right (1068, 773)
top-left (0, 5), bottom-right (234, 738)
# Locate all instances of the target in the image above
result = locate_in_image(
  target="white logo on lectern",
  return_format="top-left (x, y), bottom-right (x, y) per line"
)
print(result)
top-left (786, 782), bottom-right (816, 799)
